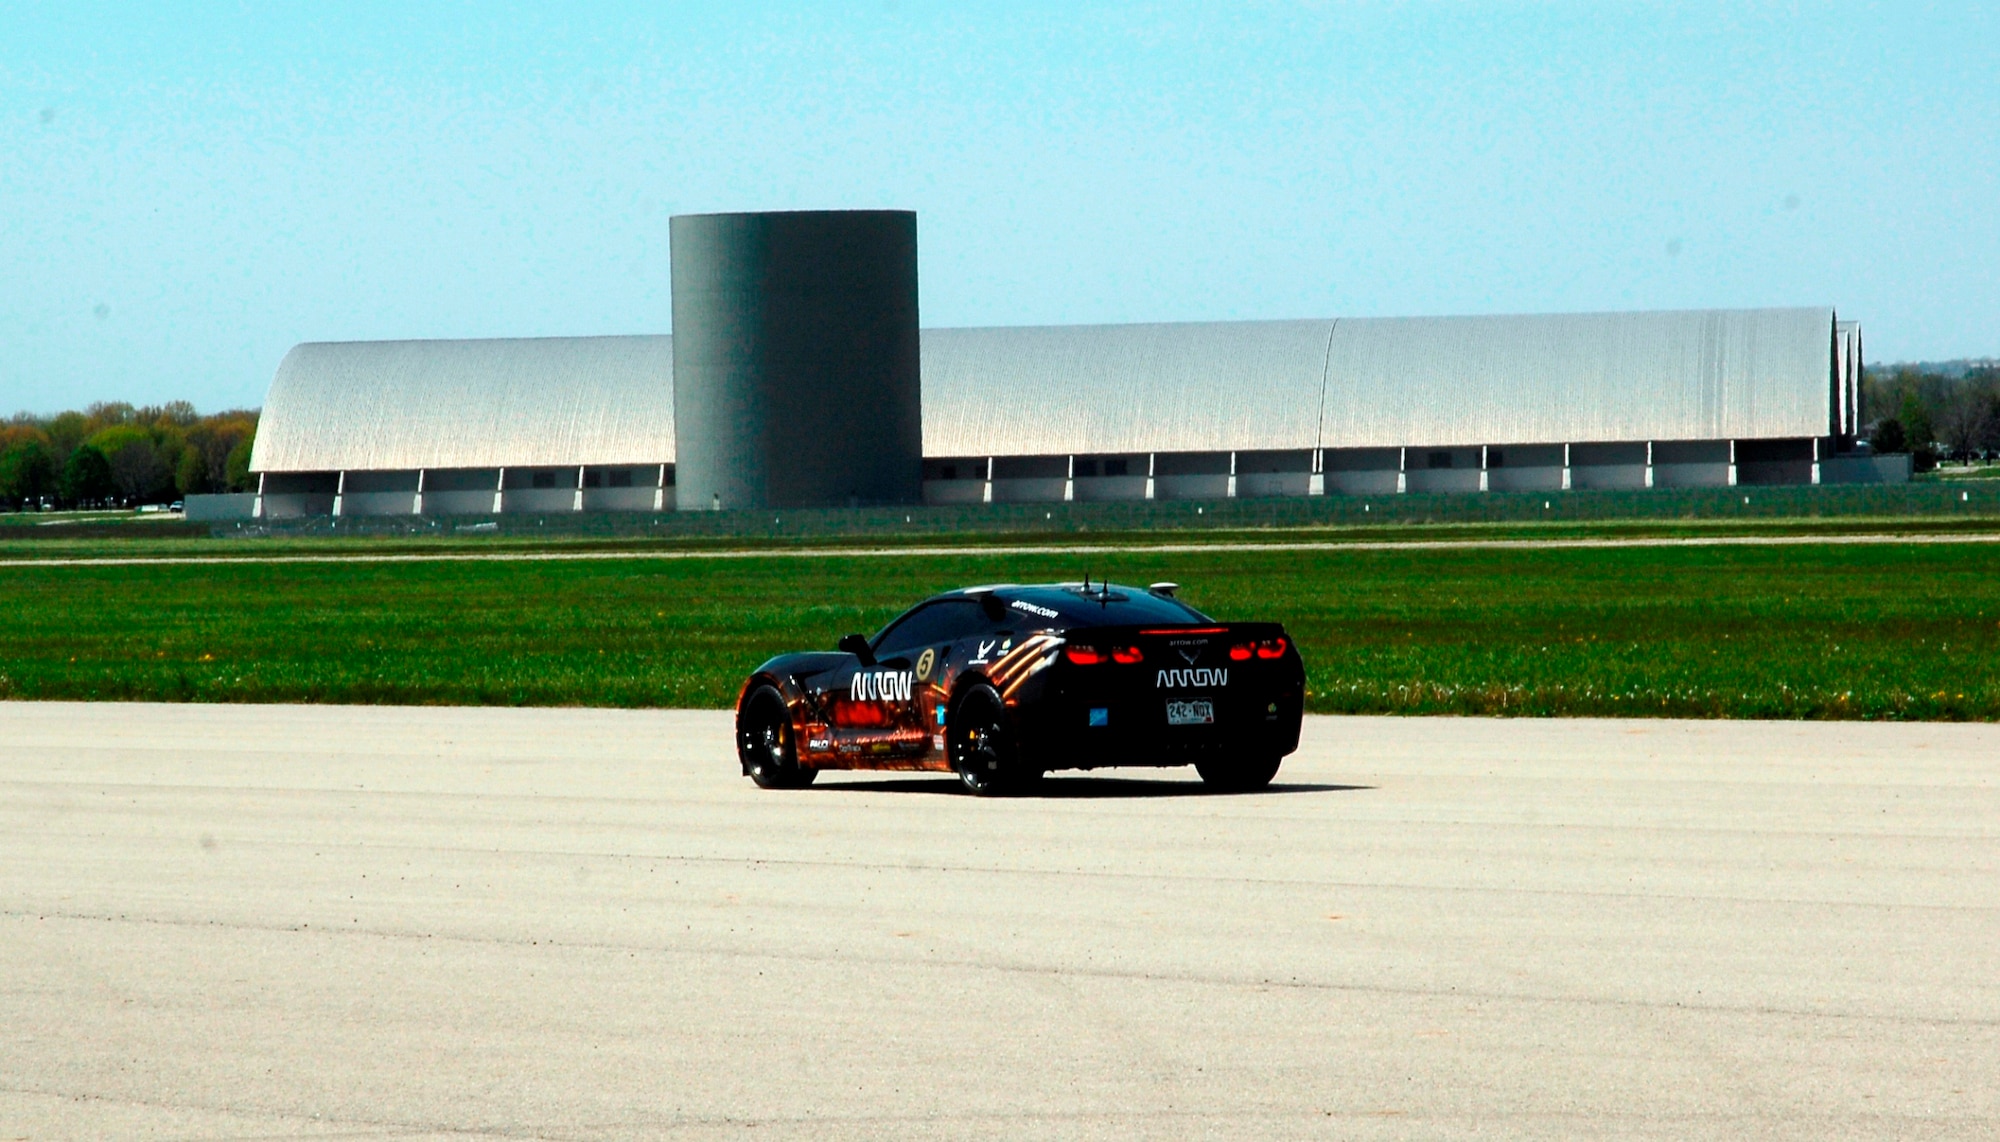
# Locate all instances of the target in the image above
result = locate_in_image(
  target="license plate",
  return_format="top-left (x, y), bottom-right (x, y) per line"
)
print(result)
top-left (1166, 699), bottom-right (1214, 726)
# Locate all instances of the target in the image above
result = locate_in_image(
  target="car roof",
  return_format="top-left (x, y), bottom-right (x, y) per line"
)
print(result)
top-left (932, 582), bottom-right (1213, 627)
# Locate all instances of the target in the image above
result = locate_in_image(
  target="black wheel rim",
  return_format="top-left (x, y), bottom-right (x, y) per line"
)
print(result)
top-left (969, 723), bottom-right (1001, 772)
top-left (954, 697), bottom-right (1006, 789)
top-left (746, 699), bottom-right (787, 776)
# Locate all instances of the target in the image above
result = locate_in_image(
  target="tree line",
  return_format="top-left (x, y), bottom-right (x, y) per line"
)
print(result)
top-left (1865, 365), bottom-right (2000, 470)
top-left (0, 402), bottom-right (258, 511)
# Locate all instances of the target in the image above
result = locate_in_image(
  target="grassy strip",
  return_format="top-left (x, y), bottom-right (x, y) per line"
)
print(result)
top-left (3, 542), bottom-right (1997, 719)
top-left (6, 513), bottom-right (2000, 564)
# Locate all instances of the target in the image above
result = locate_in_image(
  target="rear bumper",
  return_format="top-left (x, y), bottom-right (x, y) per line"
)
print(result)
top-left (1013, 678), bottom-right (1305, 770)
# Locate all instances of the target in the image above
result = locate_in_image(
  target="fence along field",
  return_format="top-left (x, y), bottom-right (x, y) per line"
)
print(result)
top-left (3, 540), bottom-right (1997, 720)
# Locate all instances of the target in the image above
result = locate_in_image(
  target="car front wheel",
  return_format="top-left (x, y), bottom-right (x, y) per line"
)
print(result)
top-left (737, 684), bottom-right (817, 789)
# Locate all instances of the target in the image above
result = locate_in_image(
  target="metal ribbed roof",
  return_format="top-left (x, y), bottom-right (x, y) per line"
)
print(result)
top-left (922, 307), bottom-right (1836, 455)
top-left (1317, 307), bottom-right (1836, 449)
top-left (919, 320), bottom-right (1333, 456)
top-left (253, 308), bottom-right (1841, 473)
top-left (251, 336), bottom-right (673, 472)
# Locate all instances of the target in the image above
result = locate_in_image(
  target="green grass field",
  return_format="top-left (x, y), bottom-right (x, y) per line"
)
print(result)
top-left (6, 512), bottom-right (2000, 564)
top-left (3, 540), bottom-right (1997, 719)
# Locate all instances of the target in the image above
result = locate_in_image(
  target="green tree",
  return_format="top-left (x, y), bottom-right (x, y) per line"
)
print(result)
top-left (0, 438), bottom-right (58, 506)
top-left (146, 400), bottom-right (199, 427)
top-left (83, 423), bottom-right (151, 454)
top-left (1899, 389), bottom-right (1937, 471)
top-left (1870, 417), bottom-right (1906, 455)
top-left (83, 424), bottom-right (178, 503)
top-left (45, 410), bottom-right (89, 461)
top-left (109, 441), bottom-right (172, 502)
top-left (225, 432), bottom-right (256, 492)
top-left (59, 444), bottom-right (117, 507)
top-left (150, 422), bottom-right (189, 495)
top-left (174, 447), bottom-right (212, 496)
top-left (1963, 367), bottom-right (2000, 452)
top-left (183, 412), bottom-right (256, 493)
top-left (0, 423), bottom-right (44, 458)
top-left (84, 401), bottom-right (136, 430)
top-left (1935, 379), bottom-right (1996, 457)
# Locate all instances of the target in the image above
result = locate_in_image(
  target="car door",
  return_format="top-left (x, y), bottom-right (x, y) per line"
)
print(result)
top-left (841, 600), bottom-right (989, 765)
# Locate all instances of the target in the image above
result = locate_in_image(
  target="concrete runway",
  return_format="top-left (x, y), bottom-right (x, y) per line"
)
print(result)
top-left (2, 704), bottom-right (1994, 1140)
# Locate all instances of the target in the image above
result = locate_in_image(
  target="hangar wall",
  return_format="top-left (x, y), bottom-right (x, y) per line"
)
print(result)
top-left (223, 306), bottom-right (1884, 521)
top-left (919, 308), bottom-right (1847, 457)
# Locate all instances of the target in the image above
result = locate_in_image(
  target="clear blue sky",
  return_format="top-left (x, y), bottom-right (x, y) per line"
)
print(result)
top-left (3, 2), bottom-right (1996, 415)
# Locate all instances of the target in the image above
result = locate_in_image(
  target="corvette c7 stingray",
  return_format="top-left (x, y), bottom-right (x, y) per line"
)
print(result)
top-left (734, 581), bottom-right (1304, 795)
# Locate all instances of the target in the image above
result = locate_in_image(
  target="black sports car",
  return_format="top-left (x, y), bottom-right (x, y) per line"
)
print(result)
top-left (734, 581), bottom-right (1305, 794)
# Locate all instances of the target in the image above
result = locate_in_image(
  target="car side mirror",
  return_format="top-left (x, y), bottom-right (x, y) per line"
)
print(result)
top-left (838, 633), bottom-right (876, 665)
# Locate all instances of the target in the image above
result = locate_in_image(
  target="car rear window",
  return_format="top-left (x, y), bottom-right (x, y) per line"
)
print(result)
top-left (1002, 586), bottom-right (1212, 628)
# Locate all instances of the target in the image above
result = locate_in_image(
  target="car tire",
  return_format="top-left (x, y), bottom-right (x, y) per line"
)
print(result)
top-left (1195, 753), bottom-right (1282, 793)
top-left (737, 684), bottom-right (817, 789)
top-left (948, 683), bottom-right (1039, 796)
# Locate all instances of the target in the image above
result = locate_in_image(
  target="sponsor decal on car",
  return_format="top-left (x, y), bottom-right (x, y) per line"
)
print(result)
top-left (915, 648), bottom-right (936, 680)
top-left (1010, 600), bottom-right (1059, 619)
top-left (831, 699), bottom-right (893, 727)
top-left (1156, 667), bottom-right (1229, 689)
top-left (850, 670), bottom-right (914, 702)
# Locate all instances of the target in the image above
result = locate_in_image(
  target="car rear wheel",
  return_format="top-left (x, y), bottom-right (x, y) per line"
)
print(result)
top-left (737, 685), bottom-right (817, 789)
top-left (1195, 753), bottom-right (1282, 793)
top-left (949, 683), bottom-right (1040, 796)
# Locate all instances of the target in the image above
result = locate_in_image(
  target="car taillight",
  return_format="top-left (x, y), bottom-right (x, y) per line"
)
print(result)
top-left (1064, 645), bottom-right (1107, 665)
top-left (1256, 637), bottom-right (1288, 659)
top-left (1228, 643), bottom-right (1253, 661)
top-left (1111, 645), bottom-right (1144, 664)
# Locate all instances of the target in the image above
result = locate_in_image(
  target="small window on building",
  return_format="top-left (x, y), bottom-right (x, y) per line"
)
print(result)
top-left (1428, 451), bottom-right (1453, 470)
top-left (583, 469), bottom-right (603, 488)
top-left (1488, 449), bottom-right (1505, 468)
top-left (609, 469), bottom-right (633, 488)
top-left (1074, 459), bottom-right (1098, 478)
top-left (662, 466), bottom-right (676, 487)
top-left (1105, 458), bottom-right (1129, 477)
top-left (939, 464), bottom-right (957, 481)
top-left (532, 471), bottom-right (557, 489)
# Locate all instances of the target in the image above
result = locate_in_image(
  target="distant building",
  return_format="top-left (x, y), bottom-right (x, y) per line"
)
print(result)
top-left (196, 303), bottom-right (1897, 522)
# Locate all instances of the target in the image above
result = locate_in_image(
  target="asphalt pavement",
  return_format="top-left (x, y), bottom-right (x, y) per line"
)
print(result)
top-left (2, 703), bottom-right (1994, 1139)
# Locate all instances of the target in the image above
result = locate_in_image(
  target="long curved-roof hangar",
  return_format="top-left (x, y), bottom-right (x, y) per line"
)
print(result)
top-left (216, 305), bottom-right (1887, 521)
top-left (252, 307), bottom-right (1857, 469)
